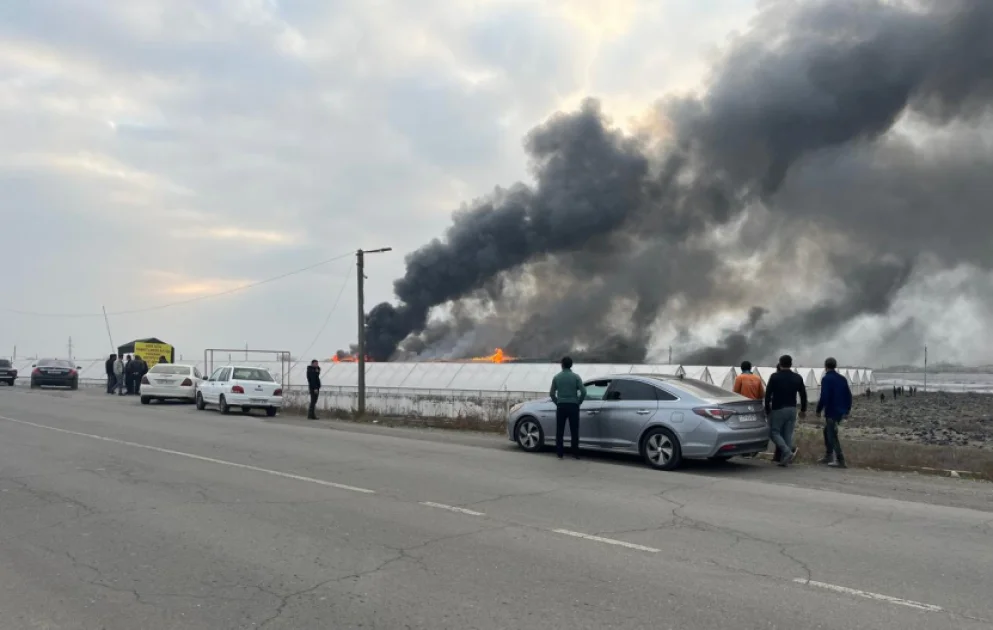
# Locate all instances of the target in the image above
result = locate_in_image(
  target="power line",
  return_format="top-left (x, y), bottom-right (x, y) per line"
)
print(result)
top-left (290, 261), bottom-right (353, 371)
top-left (4, 251), bottom-right (355, 319)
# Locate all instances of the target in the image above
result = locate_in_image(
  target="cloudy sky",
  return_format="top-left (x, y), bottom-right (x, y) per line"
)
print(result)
top-left (0, 0), bottom-right (758, 361)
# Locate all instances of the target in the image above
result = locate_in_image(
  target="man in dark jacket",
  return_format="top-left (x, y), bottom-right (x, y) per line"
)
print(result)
top-left (764, 354), bottom-right (807, 467)
top-left (124, 355), bottom-right (134, 394)
top-left (306, 360), bottom-right (322, 420)
top-left (105, 354), bottom-right (117, 394)
top-left (817, 357), bottom-right (853, 468)
top-left (549, 356), bottom-right (587, 460)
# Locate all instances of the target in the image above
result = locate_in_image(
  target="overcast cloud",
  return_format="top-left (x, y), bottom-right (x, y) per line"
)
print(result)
top-left (0, 0), bottom-right (754, 360)
top-left (3, 0), bottom-right (989, 369)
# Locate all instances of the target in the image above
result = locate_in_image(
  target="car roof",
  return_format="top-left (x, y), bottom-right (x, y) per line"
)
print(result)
top-left (150, 363), bottom-right (193, 368)
top-left (585, 373), bottom-right (682, 382)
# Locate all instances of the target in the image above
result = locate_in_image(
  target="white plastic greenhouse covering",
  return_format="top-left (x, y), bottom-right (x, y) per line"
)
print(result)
top-left (10, 358), bottom-right (874, 395)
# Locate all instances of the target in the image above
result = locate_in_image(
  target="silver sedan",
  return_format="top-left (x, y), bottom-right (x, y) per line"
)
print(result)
top-left (506, 373), bottom-right (769, 470)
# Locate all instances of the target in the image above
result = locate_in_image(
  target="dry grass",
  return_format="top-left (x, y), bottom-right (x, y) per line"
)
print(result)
top-left (791, 426), bottom-right (993, 480)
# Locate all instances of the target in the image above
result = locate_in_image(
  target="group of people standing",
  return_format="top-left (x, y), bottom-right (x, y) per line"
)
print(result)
top-left (545, 354), bottom-right (854, 467)
top-left (733, 355), bottom-right (852, 468)
top-left (104, 353), bottom-right (166, 396)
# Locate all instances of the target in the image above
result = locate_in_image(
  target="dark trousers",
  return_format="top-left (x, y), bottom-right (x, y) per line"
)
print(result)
top-left (555, 403), bottom-right (580, 457)
top-left (125, 373), bottom-right (134, 395)
top-left (308, 390), bottom-right (319, 418)
top-left (106, 374), bottom-right (115, 393)
top-left (824, 416), bottom-right (845, 462)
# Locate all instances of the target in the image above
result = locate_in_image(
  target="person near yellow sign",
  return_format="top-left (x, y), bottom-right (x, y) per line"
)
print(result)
top-left (134, 342), bottom-right (174, 367)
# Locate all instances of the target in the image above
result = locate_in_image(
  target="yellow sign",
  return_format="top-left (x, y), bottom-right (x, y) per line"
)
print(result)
top-left (134, 342), bottom-right (173, 367)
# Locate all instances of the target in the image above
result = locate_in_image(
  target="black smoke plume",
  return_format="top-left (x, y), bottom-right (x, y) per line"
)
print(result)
top-left (361, 0), bottom-right (993, 363)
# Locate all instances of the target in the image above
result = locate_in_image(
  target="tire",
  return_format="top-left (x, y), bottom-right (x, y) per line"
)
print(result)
top-left (219, 395), bottom-right (230, 415)
top-left (514, 417), bottom-right (544, 452)
top-left (5, 379), bottom-right (13, 386)
top-left (641, 427), bottom-right (683, 471)
top-left (195, 392), bottom-right (206, 410)
top-left (30, 380), bottom-right (39, 390)
top-left (70, 379), bottom-right (78, 391)
top-left (140, 396), bottom-right (151, 405)
top-left (266, 407), bottom-right (277, 417)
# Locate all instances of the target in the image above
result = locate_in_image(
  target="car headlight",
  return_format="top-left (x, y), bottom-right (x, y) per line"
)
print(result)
top-left (509, 402), bottom-right (524, 413)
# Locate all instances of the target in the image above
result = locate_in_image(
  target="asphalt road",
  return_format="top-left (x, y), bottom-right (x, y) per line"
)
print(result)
top-left (1, 386), bottom-right (991, 629)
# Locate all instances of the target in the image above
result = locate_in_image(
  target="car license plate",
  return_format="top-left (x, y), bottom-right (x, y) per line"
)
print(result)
top-left (737, 414), bottom-right (757, 423)
top-left (250, 398), bottom-right (267, 404)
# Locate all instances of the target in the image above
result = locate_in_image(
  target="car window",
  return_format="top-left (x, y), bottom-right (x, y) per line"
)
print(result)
top-left (219, 368), bottom-right (232, 382)
top-left (655, 386), bottom-right (678, 401)
top-left (150, 365), bottom-right (190, 375)
top-left (232, 368), bottom-right (274, 382)
top-left (207, 368), bottom-right (222, 381)
top-left (0, 359), bottom-right (11, 367)
top-left (605, 379), bottom-right (659, 401)
top-left (583, 380), bottom-right (610, 401)
top-left (38, 359), bottom-right (72, 368)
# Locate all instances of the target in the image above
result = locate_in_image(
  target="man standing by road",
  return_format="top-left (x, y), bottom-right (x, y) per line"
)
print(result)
top-left (549, 356), bottom-right (586, 460)
top-left (733, 361), bottom-right (765, 400)
top-left (764, 354), bottom-right (807, 467)
top-left (817, 357), bottom-right (852, 468)
top-left (306, 360), bottom-right (322, 420)
top-left (113, 354), bottom-right (125, 396)
top-left (124, 354), bottom-right (134, 395)
top-left (105, 354), bottom-right (117, 394)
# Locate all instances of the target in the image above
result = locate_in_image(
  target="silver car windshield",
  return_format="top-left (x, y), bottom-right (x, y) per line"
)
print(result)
top-left (232, 368), bottom-right (274, 382)
top-left (668, 378), bottom-right (742, 400)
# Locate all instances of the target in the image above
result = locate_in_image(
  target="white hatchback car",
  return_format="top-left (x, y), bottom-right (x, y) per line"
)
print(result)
top-left (140, 364), bottom-right (204, 404)
top-left (196, 365), bottom-right (283, 416)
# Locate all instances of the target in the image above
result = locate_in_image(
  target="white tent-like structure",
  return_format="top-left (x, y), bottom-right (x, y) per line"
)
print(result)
top-left (10, 357), bottom-right (873, 419)
top-left (680, 365), bottom-right (712, 384)
top-left (706, 366), bottom-right (737, 391)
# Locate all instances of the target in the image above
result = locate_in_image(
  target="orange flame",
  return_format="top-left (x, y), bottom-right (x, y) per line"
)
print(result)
top-left (331, 353), bottom-right (372, 363)
top-left (469, 348), bottom-right (514, 363)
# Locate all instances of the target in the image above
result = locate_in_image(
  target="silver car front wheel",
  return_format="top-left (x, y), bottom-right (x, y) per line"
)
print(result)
top-left (642, 428), bottom-right (682, 471)
top-left (515, 418), bottom-right (544, 452)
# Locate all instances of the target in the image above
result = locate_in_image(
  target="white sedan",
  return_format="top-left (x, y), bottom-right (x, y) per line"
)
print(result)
top-left (196, 365), bottom-right (283, 416)
top-left (140, 364), bottom-right (204, 404)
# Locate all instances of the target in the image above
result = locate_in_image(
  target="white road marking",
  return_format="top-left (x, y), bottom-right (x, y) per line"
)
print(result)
top-left (552, 529), bottom-right (660, 553)
top-left (419, 501), bottom-right (485, 516)
top-left (0, 415), bottom-right (376, 495)
top-left (793, 579), bottom-right (944, 612)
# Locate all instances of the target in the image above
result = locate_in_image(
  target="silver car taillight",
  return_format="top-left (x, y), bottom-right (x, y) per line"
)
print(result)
top-left (692, 407), bottom-right (734, 421)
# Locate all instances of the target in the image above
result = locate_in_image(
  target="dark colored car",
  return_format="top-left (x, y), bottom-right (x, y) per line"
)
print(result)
top-left (30, 358), bottom-right (81, 390)
top-left (0, 359), bottom-right (16, 385)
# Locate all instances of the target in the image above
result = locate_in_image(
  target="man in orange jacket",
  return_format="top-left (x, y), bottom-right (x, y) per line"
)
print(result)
top-left (733, 361), bottom-right (765, 400)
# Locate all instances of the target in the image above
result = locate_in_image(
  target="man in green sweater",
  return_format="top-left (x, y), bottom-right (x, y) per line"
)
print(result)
top-left (549, 356), bottom-right (587, 459)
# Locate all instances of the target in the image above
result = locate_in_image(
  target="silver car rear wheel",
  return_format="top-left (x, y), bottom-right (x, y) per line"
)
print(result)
top-left (642, 428), bottom-right (682, 471)
top-left (515, 418), bottom-right (544, 452)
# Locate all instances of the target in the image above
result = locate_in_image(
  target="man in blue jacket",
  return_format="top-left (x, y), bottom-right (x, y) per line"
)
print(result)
top-left (816, 357), bottom-right (852, 468)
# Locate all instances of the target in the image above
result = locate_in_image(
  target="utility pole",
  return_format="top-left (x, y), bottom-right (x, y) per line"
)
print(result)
top-left (668, 345), bottom-right (672, 364)
top-left (356, 247), bottom-right (392, 416)
top-left (67, 336), bottom-right (73, 359)
top-left (924, 344), bottom-right (928, 393)
top-left (101, 306), bottom-right (115, 353)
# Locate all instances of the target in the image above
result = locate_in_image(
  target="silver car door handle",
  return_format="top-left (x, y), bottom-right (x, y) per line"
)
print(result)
top-left (586, 410), bottom-right (600, 415)
top-left (636, 410), bottom-right (652, 415)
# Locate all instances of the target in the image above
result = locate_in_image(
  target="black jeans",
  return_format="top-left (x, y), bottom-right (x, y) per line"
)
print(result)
top-left (555, 403), bottom-right (580, 457)
top-left (308, 389), bottom-right (319, 418)
top-left (106, 375), bottom-right (115, 394)
top-left (824, 416), bottom-right (845, 462)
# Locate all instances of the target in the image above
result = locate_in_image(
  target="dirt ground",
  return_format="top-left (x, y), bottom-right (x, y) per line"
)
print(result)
top-left (802, 390), bottom-right (993, 451)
